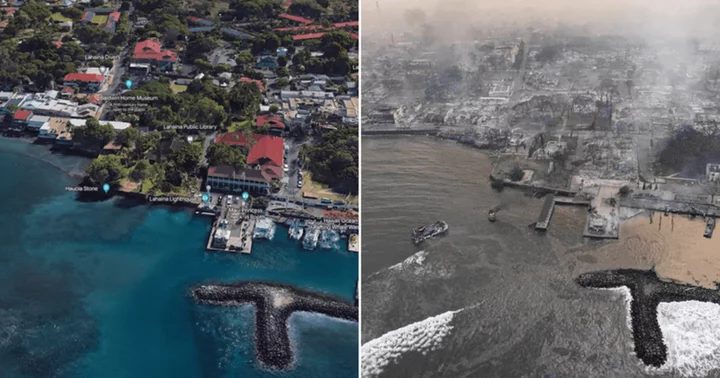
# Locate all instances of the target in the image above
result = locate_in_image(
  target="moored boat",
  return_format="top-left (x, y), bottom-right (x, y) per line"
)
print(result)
top-left (302, 228), bottom-right (320, 250)
top-left (411, 221), bottom-right (449, 244)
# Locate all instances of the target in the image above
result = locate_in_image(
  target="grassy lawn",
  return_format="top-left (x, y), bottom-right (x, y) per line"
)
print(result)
top-left (91, 15), bottom-right (108, 24)
top-left (170, 83), bottom-right (188, 93)
top-left (50, 13), bottom-right (72, 22)
top-left (140, 179), bottom-right (154, 194)
top-left (301, 172), bottom-right (358, 204)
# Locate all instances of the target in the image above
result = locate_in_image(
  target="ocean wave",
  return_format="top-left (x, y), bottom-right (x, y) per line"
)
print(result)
top-left (388, 250), bottom-right (428, 272)
top-left (360, 309), bottom-right (460, 378)
top-left (604, 288), bottom-right (720, 377)
top-left (653, 301), bottom-right (720, 377)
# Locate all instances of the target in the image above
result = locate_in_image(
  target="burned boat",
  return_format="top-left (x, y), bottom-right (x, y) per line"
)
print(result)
top-left (411, 221), bottom-right (449, 244)
top-left (705, 217), bottom-right (715, 239)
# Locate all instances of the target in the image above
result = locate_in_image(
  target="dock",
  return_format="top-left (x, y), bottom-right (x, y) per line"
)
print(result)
top-left (206, 219), bottom-right (255, 254)
top-left (535, 195), bottom-right (555, 230)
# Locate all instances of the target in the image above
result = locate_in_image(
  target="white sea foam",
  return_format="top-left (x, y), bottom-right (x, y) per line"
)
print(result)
top-left (361, 309), bottom-right (460, 378)
top-left (388, 250), bottom-right (428, 272)
top-left (652, 301), bottom-right (720, 377)
top-left (602, 288), bottom-right (720, 377)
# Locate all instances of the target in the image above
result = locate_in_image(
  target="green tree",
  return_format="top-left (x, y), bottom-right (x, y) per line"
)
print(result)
top-left (130, 159), bottom-right (151, 181)
top-left (269, 104), bottom-right (279, 114)
top-left (320, 31), bottom-right (355, 51)
top-left (206, 143), bottom-right (247, 168)
top-left (117, 127), bottom-right (139, 148)
top-left (86, 155), bottom-right (124, 184)
top-left (171, 143), bottom-right (203, 173)
top-left (229, 82), bottom-right (262, 117)
top-left (235, 51), bottom-right (255, 68)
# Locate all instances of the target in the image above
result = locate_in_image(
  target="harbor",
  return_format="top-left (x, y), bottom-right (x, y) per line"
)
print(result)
top-left (200, 192), bottom-right (359, 255)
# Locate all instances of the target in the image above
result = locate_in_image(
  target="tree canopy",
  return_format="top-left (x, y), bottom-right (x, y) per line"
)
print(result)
top-left (207, 143), bottom-right (246, 168)
top-left (301, 127), bottom-right (358, 194)
top-left (86, 155), bottom-right (124, 184)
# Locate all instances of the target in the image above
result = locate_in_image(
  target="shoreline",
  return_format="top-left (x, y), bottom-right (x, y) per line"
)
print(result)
top-left (0, 136), bottom-right (89, 180)
top-left (191, 281), bottom-right (358, 370)
top-left (576, 269), bottom-right (720, 368)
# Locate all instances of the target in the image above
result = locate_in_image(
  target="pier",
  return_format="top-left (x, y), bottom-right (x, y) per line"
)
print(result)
top-left (206, 219), bottom-right (255, 254)
top-left (535, 195), bottom-right (555, 230)
top-left (535, 195), bottom-right (592, 231)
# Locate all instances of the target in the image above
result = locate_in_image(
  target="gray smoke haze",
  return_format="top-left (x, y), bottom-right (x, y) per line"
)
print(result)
top-left (363, 0), bottom-right (720, 41)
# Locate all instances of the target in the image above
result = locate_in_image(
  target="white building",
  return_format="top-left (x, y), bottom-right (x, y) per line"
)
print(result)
top-left (27, 115), bottom-right (51, 130)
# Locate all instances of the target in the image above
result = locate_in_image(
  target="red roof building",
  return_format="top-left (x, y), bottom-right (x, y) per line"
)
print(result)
top-left (279, 13), bottom-right (313, 24)
top-left (247, 135), bottom-right (284, 167)
top-left (274, 24), bottom-right (326, 32)
top-left (88, 94), bottom-right (103, 105)
top-left (214, 132), bottom-right (253, 147)
top-left (255, 114), bottom-right (285, 130)
top-left (14, 110), bottom-right (32, 121)
top-left (133, 39), bottom-right (178, 62)
top-left (260, 163), bottom-right (283, 180)
top-left (238, 77), bottom-right (265, 92)
top-left (52, 41), bottom-right (63, 48)
top-left (0, 7), bottom-right (18, 17)
top-left (292, 32), bottom-right (327, 41)
top-left (350, 33), bottom-right (358, 40)
top-left (64, 73), bottom-right (105, 82)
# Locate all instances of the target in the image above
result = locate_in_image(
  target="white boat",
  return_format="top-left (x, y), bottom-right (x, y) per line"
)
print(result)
top-left (253, 217), bottom-right (276, 240)
top-left (289, 221), bottom-right (304, 240)
top-left (302, 228), bottom-right (320, 250)
top-left (319, 229), bottom-right (340, 249)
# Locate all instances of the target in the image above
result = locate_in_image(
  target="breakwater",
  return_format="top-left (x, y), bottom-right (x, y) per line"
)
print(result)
top-left (576, 269), bottom-right (720, 368)
top-left (191, 281), bottom-right (358, 369)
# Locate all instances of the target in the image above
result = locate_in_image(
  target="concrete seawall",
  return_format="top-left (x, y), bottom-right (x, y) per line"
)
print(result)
top-left (362, 128), bottom-right (438, 136)
top-left (191, 281), bottom-right (358, 369)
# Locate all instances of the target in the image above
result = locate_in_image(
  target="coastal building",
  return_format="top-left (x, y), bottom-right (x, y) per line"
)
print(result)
top-left (131, 39), bottom-right (178, 72)
top-left (39, 117), bottom-right (72, 141)
top-left (68, 119), bottom-right (131, 131)
top-left (214, 132), bottom-right (284, 179)
top-left (27, 115), bottom-right (50, 131)
top-left (63, 73), bottom-right (105, 93)
top-left (206, 165), bottom-right (272, 195)
top-left (12, 109), bottom-right (32, 129)
top-left (707, 163), bottom-right (720, 182)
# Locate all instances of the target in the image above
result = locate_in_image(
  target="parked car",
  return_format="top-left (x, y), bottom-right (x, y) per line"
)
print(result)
top-left (297, 181), bottom-right (303, 188)
top-left (283, 164), bottom-right (289, 172)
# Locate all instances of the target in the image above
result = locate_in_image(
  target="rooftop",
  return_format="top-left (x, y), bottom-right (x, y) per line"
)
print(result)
top-left (64, 73), bottom-right (105, 83)
top-left (133, 39), bottom-right (178, 62)
top-left (208, 166), bottom-right (271, 183)
top-left (278, 13), bottom-right (313, 24)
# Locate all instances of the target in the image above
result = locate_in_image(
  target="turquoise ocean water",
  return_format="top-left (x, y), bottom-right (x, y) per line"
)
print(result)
top-left (0, 139), bottom-right (358, 378)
